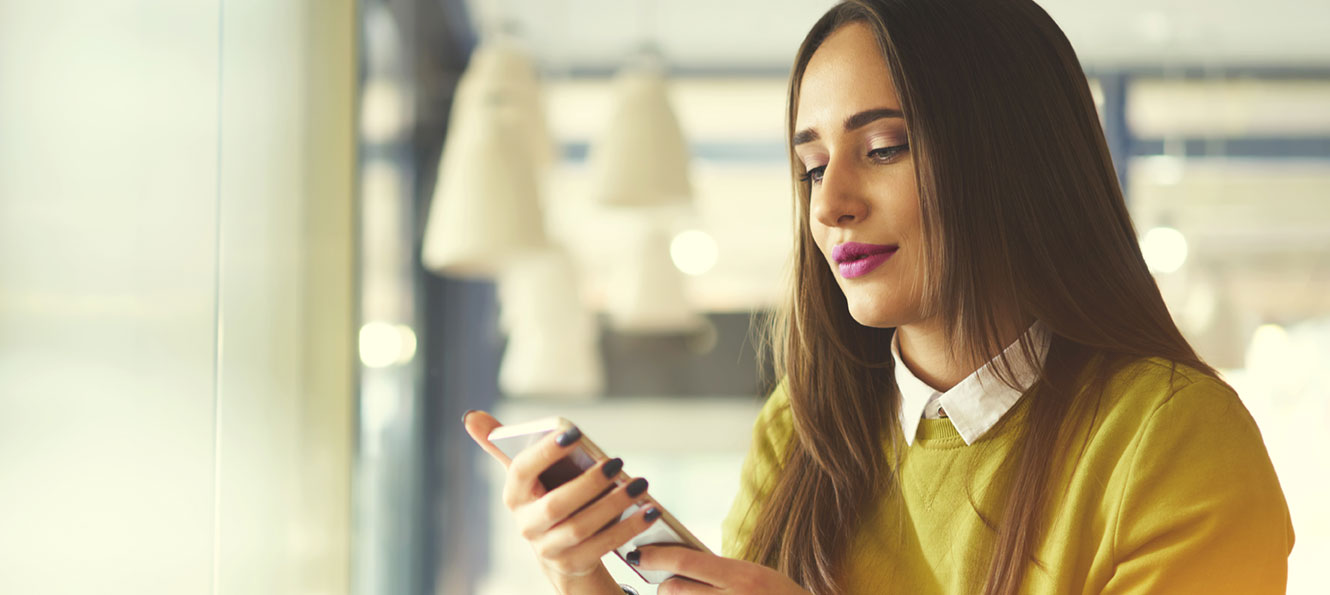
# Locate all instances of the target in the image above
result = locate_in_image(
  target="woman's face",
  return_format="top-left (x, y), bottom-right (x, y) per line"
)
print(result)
top-left (794, 22), bottom-right (927, 329)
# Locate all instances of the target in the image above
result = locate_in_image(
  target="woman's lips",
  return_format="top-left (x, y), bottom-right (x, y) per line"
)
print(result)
top-left (838, 250), bottom-right (896, 278)
top-left (833, 242), bottom-right (898, 279)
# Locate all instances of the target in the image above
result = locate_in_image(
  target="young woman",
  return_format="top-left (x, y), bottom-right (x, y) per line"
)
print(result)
top-left (463, 1), bottom-right (1294, 593)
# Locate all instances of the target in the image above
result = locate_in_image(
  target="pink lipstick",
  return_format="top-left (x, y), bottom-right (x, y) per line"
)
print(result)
top-left (833, 242), bottom-right (898, 279)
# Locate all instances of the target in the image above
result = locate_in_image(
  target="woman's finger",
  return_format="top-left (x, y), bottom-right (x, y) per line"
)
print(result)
top-left (461, 410), bottom-right (511, 467)
top-left (632, 545), bottom-right (730, 589)
top-left (502, 425), bottom-right (586, 510)
top-left (518, 458), bottom-right (627, 539)
top-left (553, 501), bottom-right (664, 575)
top-left (656, 575), bottom-right (720, 595)
top-left (526, 467), bottom-right (641, 547)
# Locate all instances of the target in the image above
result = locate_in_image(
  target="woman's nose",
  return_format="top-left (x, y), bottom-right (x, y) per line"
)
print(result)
top-left (810, 162), bottom-right (869, 228)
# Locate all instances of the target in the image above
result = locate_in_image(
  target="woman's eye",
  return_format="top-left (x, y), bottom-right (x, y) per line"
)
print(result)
top-left (799, 165), bottom-right (827, 185)
top-left (800, 144), bottom-right (906, 186)
top-left (868, 143), bottom-right (909, 161)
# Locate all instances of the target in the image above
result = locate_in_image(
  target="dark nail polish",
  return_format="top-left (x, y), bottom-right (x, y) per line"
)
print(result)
top-left (601, 458), bottom-right (624, 478)
top-left (460, 409), bottom-right (476, 425)
top-left (626, 477), bottom-right (648, 498)
top-left (643, 507), bottom-right (661, 522)
top-left (626, 549), bottom-right (641, 566)
top-left (555, 426), bottom-right (582, 447)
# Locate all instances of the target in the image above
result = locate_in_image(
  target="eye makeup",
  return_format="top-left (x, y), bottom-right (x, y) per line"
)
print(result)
top-left (797, 143), bottom-right (908, 185)
top-left (866, 131), bottom-right (908, 151)
top-left (795, 123), bottom-right (909, 185)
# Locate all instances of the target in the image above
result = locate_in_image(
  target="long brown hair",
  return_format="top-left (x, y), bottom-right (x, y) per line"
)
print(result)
top-left (743, 1), bottom-right (1219, 593)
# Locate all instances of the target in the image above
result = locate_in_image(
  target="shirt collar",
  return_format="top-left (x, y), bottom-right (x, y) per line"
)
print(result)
top-left (893, 320), bottom-right (1050, 446)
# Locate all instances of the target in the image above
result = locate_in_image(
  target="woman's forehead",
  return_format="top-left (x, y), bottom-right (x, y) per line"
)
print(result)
top-left (795, 23), bottom-right (901, 132)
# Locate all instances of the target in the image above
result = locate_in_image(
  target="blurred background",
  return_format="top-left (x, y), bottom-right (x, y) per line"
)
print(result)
top-left (0, 0), bottom-right (1326, 594)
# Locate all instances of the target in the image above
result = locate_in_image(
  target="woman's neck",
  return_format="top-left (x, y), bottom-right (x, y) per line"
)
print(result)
top-left (895, 316), bottom-right (1034, 392)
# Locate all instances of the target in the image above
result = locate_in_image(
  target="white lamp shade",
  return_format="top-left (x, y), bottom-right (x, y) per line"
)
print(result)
top-left (452, 38), bottom-right (557, 170)
top-left (587, 64), bottom-right (693, 206)
top-left (607, 220), bottom-right (702, 333)
top-left (496, 249), bottom-right (594, 335)
top-left (421, 104), bottom-right (548, 278)
top-left (497, 250), bottom-right (603, 398)
top-left (499, 331), bottom-right (604, 398)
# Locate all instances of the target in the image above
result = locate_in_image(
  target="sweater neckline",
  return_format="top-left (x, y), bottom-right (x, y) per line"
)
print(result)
top-left (916, 418), bottom-right (966, 445)
top-left (912, 395), bottom-right (1032, 449)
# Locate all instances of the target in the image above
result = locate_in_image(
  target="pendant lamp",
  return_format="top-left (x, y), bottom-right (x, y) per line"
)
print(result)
top-left (606, 217), bottom-right (703, 333)
top-left (586, 54), bottom-right (693, 207)
top-left (421, 100), bottom-right (549, 278)
top-left (497, 249), bottom-right (604, 398)
top-left (451, 35), bottom-right (558, 170)
top-left (422, 32), bottom-right (555, 279)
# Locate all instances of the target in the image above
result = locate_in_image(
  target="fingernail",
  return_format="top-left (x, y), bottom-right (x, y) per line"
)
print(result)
top-left (626, 549), bottom-right (641, 566)
top-left (460, 409), bottom-right (476, 425)
top-left (643, 507), bottom-right (661, 522)
top-left (555, 426), bottom-right (582, 447)
top-left (601, 457), bottom-right (623, 478)
top-left (626, 477), bottom-right (648, 498)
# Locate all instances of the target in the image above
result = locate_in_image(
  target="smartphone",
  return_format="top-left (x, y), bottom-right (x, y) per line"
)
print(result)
top-left (488, 416), bottom-right (713, 585)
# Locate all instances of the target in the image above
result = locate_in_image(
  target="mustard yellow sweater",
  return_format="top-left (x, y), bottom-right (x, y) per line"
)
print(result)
top-left (721, 358), bottom-right (1294, 594)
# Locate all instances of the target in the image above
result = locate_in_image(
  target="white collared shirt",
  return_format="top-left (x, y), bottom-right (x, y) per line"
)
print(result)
top-left (893, 321), bottom-right (1051, 446)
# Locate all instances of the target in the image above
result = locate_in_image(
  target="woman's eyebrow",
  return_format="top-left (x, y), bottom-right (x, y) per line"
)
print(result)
top-left (793, 107), bottom-right (905, 146)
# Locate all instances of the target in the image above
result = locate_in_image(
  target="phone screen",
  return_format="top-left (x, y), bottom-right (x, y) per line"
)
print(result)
top-left (536, 454), bottom-right (587, 491)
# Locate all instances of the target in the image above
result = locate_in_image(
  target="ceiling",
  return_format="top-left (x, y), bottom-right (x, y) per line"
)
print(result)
top-left (464, 0), bottom-right (1330, 72)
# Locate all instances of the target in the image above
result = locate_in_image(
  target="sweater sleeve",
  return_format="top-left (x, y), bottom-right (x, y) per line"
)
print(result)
top-left (1102, 376), bottom-right (1295, 594)
top-left (720, 380), bottom-right (795, 559)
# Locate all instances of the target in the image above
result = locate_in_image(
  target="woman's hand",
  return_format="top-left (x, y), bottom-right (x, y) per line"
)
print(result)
top-left (462, 410), bottom-right (659, 586)
top-left (629, 545), bottom-right (812, 594)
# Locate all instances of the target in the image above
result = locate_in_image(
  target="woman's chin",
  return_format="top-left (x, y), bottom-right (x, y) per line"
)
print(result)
top-left (846, 305), bottom-right (900, 329)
